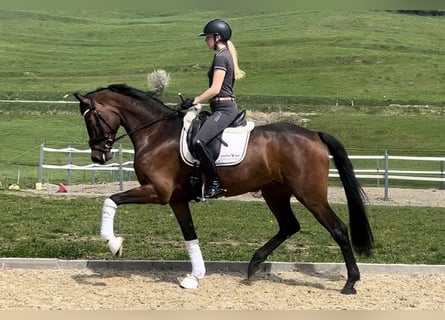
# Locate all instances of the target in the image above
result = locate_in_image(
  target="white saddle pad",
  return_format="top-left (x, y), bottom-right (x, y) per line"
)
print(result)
top-left (179, 106), bottom-right (255, 167)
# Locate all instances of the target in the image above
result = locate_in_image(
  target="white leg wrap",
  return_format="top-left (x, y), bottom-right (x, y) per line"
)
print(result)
top-left (100, 198), bottom-right (117, 241)
top-left (185, 239), bottom-right (206, 279)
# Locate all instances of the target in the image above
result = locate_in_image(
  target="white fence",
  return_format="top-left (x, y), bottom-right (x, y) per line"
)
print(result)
top-left (38, 145), bottom-right (135, 191)
top-left (38, 145), bottom-right (445, 200)
top-left (328, 152), bottom-right (445, 200)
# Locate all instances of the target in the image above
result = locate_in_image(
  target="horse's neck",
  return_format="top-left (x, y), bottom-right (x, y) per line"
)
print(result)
top-left (117, 98), bottom-right (168, 132)
top-left (116, 100), bottom-right (179, 150)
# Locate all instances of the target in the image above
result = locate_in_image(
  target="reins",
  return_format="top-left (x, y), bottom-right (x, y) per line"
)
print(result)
top-left (113, 109), bottom-right (180, 143)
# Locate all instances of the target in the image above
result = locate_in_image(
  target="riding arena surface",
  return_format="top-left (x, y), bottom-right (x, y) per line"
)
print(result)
top-left (1, 184), bottom-right (444, 310)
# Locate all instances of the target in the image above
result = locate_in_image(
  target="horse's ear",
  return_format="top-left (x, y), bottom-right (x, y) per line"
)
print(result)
top-left (73, 92), bottom-right (89, 104)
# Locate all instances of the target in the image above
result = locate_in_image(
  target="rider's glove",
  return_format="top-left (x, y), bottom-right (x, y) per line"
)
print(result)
top-left (180, 98), bottom-right (194, 110)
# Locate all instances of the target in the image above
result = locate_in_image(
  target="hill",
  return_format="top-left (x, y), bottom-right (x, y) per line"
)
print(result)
top-left (0, 10), bottom-right (443, 106)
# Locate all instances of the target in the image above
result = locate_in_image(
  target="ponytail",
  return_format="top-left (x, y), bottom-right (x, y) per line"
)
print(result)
top-left (227, 40), bottom-right (246, 80)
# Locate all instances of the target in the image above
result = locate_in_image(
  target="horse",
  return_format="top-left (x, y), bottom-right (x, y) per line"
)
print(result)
top-left (73, 84), bottom-right (373, 294)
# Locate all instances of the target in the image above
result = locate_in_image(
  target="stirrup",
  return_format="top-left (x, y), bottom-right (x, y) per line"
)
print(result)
top-left (204, 184), bottom-right (226, 199)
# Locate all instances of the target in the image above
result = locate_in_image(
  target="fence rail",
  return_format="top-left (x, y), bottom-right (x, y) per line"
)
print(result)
top-left (38, 145), bottom-right (445, 200)
top-left (38, 145), bottom-right (135, 191)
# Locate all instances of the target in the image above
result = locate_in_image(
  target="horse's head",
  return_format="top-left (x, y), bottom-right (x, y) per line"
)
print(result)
top-left (73, 92), bottom-right (120, 164)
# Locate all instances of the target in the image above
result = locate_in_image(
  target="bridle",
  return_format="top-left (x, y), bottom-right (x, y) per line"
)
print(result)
top-left (82, 94), bottom-right (180, 153)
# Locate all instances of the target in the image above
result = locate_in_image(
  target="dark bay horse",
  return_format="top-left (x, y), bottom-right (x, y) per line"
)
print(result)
top-left (74, 84), bottom-right (373, 294)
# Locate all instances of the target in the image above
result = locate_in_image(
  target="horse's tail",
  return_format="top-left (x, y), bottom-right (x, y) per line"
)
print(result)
top-left (318, 132), bottom-right (374, 256)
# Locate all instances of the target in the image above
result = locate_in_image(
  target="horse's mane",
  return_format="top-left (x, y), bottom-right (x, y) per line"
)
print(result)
top-left (88, 84), bottom-right (173, 110)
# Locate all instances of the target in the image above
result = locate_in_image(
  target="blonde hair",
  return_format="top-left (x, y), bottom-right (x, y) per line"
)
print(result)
top-left (227, 40), bottom-right (246, 80)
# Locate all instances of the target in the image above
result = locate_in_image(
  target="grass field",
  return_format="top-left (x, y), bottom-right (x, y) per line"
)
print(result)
top-left (0, 10), bottom-right (443, 103)
top-left (0, 102), bottom-right (443, 189)
top-left (0, 193), bottom-right (443, 264)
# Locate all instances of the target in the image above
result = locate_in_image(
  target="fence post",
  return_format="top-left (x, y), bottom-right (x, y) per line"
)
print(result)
top-left (440, 160), bottom-right (444, 190)
top-left (38, 144), bottom-right (44, 183)
top-left (376, 159), bottom-right (380, 187)
top-left (118, 147), bottom-right (124, 191)
top-left (111, 152), bottom-right (116, 182)
top-left (384, 150), bottom-right (389, 201)
top-left (127, 152), bottom-right (132, 181)
top-left (91, 167), bottom-right (96, 184)
top-left (66, 145), bottom-right (72, 185)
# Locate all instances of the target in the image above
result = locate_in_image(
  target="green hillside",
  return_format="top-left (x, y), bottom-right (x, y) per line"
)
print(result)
top-left (0, 10), bottom-right (444, 106)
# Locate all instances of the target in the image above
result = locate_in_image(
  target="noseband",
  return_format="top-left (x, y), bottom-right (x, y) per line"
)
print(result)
top-left (83, 94), bottom-right (180, 153)
top-left (82, 95), bottom-right (116, 153)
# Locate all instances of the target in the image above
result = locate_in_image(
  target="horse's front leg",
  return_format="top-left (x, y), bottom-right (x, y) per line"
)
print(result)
top-left (100, 184), bottom-right (169, 257)
top-left (170, 200), bottom-right (205, 289)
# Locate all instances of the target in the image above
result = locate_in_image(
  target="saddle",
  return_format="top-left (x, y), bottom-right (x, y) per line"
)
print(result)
top-left (180, 105), bottom-right (254, 201)
top-left (186, 109), bottom-right (248, 160)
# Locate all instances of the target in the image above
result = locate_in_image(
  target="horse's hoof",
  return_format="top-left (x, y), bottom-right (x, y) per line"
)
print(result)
top-left (107, 236), bottom-right (123, 258)
top-left (247, 262), bottom-right (261, 279)
top-left (340, 287), bottom-right (357, 295)
top-left (179, 274), bottom-right (200, 289)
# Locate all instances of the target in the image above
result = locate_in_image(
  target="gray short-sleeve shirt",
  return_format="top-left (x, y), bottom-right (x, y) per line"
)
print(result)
top-left (207, 47), bottom-right (235, 98)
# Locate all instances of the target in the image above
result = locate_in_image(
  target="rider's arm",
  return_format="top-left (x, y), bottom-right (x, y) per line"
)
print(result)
top-left (193, 69), bottom-right (225, 105)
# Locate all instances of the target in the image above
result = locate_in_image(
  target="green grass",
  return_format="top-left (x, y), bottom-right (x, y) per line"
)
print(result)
top-left (0, 10), bottom-right (444, 104)
top-left (0, 193), bottom-right (443, 264)
top-left (1, 102), bottom-right (443, 189)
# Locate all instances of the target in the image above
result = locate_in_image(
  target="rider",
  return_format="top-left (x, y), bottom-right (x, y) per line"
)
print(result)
top-left (182, 19), bottom-right (246, 199)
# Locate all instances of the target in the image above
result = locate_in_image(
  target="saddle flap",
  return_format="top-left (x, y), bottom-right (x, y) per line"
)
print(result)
top-left (180, 108), bottom-right (255, 167)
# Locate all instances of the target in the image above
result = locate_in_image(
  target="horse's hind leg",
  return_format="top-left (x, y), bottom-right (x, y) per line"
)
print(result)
top-left (302, 199), bottom-right (360, 294)
top-left (248, 184), bottom-right (301, 278)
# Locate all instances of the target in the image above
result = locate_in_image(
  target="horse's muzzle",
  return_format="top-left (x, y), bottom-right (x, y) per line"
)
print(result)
top-left (91, 151), bottom-right (111, 164)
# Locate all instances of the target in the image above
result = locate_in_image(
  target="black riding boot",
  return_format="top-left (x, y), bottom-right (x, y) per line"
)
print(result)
top-left (194, 140), bottom-right (226, 199)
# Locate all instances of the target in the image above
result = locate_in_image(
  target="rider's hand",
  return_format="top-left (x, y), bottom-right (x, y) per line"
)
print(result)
top-left (180, 98), bottom-right (195, 110)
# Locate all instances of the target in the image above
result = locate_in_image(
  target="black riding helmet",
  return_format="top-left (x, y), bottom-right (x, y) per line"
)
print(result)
top-left (199, 19), bottom-right (232, 41)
